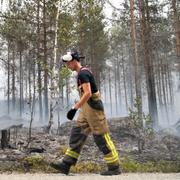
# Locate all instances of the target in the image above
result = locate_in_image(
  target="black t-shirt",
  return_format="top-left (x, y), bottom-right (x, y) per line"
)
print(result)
top-left (77, 68), bottom-right (98, 93)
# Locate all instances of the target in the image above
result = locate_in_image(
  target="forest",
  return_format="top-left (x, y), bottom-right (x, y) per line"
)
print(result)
top-left (0, 0), bottom-right (180, 131)
top-left (0, 0), bottom-right (180, 175)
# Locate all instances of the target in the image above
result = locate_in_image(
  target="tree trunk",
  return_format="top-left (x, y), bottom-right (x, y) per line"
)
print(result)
top-left (28, 45), bottom-right (36, 145)
top-left (66, 78), bottom-right (70, 106)
top-left (103, 73), bottom-right (108, 104)
top-left (27, 76), bottom-right (36, 147)
top-left (122, 51), bottom-right (128, 112)
top-left (108, 67), bottom-right (113, 116)
top-left (12, 48), bottom-right (16, 110)
top-left (156, 55), bottom-right (162, 121)
top-left (172, 0), bottom-right (180, 72)
top-left (7, 42), bottom-right (10, 114)
top-left (139, 0), bottom-right (158, 128)
top-left (37, 0), bottom-right (43, 121)
top-left (77, 0), bottom-right (85, 59)
top-left (28, 61), bottom-right (32, 109)
top-left (130, 0), bottom-right (142, 121)
top-left (114, 57), bottom-right (118, 115)
top-left (47, 0), bottom-right (60, 133)
top-left (167, 63), bottom-right (174, 106)
top-left (25, 60), bottom-right (28, 102)
top-left (157, 55), bottom-right (163, 107)
top-left (43, 0), bottom-right (49, 122)
top-left (167, 62), bottom-right (174, 118)
top-left (19, 50), bottom-right (23, 117)
top-left (172, 0), bottom-right (180, 84)
top-left (117, 58), bottom-right (122, 113)
top-left (161, 61), bottom-right (169, 124)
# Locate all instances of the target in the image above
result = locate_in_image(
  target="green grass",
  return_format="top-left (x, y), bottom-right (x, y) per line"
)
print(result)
top-left (8, 155), bottom-right (180, 173)
top-left (121, 157), bottom-right (180, 173)
top-left (71, 161), bottom-right (102, 174)
top-left (20, 155), bottom-right (51, 173)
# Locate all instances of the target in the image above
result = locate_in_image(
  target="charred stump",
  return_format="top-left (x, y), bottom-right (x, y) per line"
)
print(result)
top-left (1, 130), bottom-right (9, 149)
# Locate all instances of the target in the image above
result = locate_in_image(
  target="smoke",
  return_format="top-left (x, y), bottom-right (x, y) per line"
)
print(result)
top-left (0, 68), bottom-right (179, 134)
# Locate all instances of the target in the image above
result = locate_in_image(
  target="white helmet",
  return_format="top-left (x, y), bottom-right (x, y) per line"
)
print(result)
top-left (62, 52), bottom-right (73, 62)
top-left (62, 50), bottom-right (85, 62)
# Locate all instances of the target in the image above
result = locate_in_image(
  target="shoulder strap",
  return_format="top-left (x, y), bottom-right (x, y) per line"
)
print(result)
top-left (81, 67), bottom-right (92, 73)
top-left (77, 67), bottom-right (92, 86)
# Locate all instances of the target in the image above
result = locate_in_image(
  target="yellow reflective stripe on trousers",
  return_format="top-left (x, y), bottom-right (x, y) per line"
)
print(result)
top-left (104, 156), bottom-right (119, 163)
top-left (65, 149), bottom-right (79, 159)
top-left (105, 133), bottom-right (116, 150)
top-left (104, 151), bottom-right (118, 160)
top-left (104, 151), bottom-right (119, 161)
top-left (104, 150), bottom-right (119, 162)
top-left (104, 133), bottom-right (119, 164)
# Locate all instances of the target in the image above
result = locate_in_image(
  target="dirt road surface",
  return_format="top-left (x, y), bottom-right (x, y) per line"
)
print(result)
top-left (0, 173), bottom-right (179, 180)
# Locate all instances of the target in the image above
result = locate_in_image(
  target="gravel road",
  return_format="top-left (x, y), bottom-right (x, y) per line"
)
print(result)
top-left (0, 173), bottom-right (179, 180)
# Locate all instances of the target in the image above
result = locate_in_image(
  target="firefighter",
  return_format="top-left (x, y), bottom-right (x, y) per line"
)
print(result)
top-left (50, 50), bottom-right (121, 175)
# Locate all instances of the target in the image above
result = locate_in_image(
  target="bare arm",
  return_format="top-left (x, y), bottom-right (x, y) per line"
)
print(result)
top-left (74, 82), bottom-right (92, 109)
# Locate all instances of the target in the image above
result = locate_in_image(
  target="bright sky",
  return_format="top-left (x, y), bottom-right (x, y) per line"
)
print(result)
top-left (0, 0), bottom-right (123, 16)
top-left (104, 0), bottom-right (122, 18)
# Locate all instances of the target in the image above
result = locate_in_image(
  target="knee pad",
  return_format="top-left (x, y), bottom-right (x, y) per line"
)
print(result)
top-left (93, 134), bottom-right (111, 154)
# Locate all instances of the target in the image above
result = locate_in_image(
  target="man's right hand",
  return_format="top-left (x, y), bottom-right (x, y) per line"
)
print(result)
top-left (67, 107), bottom-right (77, 120)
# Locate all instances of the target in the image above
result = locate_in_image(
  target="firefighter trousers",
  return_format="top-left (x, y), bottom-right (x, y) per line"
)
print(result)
top-left (63, 126), bottom-right (119, 167)
top-left (63, 92), bottom-right (119, 167)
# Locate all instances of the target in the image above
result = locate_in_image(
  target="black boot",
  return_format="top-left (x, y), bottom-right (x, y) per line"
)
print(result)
top-left (50, 161), bottom-right (70, 175)
top-left (101, 165), bottom-right (121, 176)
